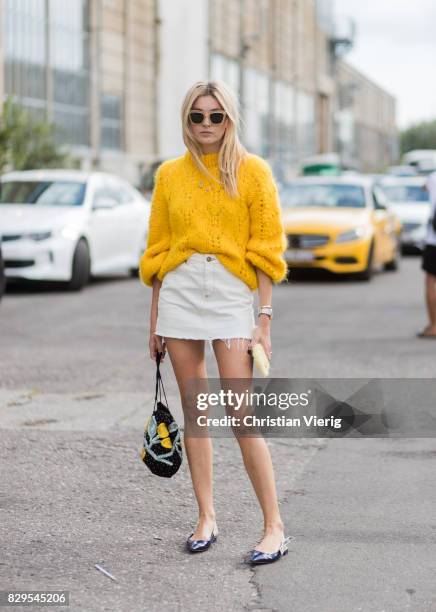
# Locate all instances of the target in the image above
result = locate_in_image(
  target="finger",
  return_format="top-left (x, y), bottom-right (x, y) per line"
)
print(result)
top-left (261, 340), bottom-right (271, 358)
top-left (156, 338), bottom-right (165, 361)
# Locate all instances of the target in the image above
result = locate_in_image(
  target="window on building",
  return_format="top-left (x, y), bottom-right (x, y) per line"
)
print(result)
top-left (100, 93), bottom-right (123, 151)
top-left (274, 80), bottom-right (296, 172)
top-left (210, 53), bottom-right (239, 93)
top-left (297, 91), bottom-right (317, 159)
top-left (50, 0), bottom-right (90, 146)
top-left (3, 0), bottom-right (47, 118)
top-left (244, 68), bottom-right (269, 157)
top-left (2, 0), bottom-right (90, 147)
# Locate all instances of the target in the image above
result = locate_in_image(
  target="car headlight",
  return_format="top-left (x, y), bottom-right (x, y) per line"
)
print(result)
top-left (335, 226), bottom-right (369, 243)
top-left (28, 231), bottom-right (52, 241)
top-left (59, 225), bottom-right (80, 240)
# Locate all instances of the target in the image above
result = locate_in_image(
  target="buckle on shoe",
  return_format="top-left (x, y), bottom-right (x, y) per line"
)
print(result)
top-left (280, 536), bottom-right (291, 555)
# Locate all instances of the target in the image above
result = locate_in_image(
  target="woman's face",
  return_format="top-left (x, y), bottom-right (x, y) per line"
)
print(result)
top-left (188, 95), bottom-right (228, 152)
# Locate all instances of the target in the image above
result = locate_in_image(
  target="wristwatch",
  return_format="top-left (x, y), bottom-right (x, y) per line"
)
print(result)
top-left (257, 305), bottom-right (273, 319)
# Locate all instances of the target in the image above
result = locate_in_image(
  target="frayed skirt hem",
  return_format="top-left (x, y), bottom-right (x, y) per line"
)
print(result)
top-left (154, 334), bottom-right (252, 351)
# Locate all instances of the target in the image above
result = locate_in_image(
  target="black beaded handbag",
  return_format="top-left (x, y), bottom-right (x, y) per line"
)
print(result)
top-left (139, 351), bottom-right (183, 478)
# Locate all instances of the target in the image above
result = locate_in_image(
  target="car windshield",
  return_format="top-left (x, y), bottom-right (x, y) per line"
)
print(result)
top-left (379, 184), bottom-right (429, 203)
top-left (0, 180), bottom-right (86, 206)
top-left (280, 183), bottom-right (366, 209)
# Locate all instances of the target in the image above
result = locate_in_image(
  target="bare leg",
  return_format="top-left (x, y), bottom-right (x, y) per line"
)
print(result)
top-left (212, 338), bottom-right (285, 553)
top-left (423, 274), bottom-right (436, 335)
top-left (164, 337), bottom-right (217, 539)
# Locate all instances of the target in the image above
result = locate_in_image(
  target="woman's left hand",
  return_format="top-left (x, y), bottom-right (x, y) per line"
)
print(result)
top-left (250, 321), bottom-right (272, 361)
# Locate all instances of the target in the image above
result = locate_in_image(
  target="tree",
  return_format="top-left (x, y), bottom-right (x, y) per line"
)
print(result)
top-left (0, 96), bottom-right (73, 173)
top-left (400, 119), bottom-right (436, 154)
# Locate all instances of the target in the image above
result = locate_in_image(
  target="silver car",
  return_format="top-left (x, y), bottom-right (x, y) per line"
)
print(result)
top-left (377, 176), bottom-right (430, 252)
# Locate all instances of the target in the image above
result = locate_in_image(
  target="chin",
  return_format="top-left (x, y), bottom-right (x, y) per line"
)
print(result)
top-left (200, 139), bottom-right (219, 146)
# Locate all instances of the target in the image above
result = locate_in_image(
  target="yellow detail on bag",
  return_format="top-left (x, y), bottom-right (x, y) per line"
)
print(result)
top-left (157, 422), bottom-right (169, 438)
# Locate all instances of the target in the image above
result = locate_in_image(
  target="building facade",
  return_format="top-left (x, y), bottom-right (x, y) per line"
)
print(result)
top-left (158, 0), bottom-right (338, 180)
top-left (1, 0), bottom-right (157, 183)
top-left (0, 0), bottom-right (397, 183)
top-left (335, 61), bottom-right (398, 172)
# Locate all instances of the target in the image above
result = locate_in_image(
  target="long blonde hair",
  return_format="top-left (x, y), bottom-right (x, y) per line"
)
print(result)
top-left (181, 80), bottom-right (248, 198)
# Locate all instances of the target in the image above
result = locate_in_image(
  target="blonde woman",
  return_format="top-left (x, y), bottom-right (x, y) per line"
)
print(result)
top-left (140, 80), bottom-right (289, 565)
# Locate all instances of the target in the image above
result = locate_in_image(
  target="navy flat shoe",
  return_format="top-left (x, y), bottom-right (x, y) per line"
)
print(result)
top-left (248, 535), bottom-right (291, 565)
top-left (186, 525), bottom-right (218, 553)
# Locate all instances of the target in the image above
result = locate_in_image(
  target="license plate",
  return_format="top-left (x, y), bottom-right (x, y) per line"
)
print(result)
top-left (286, 249), bottom-right (315, 261)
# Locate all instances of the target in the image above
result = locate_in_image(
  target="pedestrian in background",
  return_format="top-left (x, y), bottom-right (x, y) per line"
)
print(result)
top-left (140, 80), bottom-right (290, 565)
top-left (418, 169), bottom-right (436, 338)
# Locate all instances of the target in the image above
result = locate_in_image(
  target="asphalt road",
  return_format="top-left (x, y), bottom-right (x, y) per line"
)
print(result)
top-left (1, 256), bottom-right (435, 612)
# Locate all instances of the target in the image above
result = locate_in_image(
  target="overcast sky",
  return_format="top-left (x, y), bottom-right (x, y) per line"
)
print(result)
top-left (334, 0), bottom-right (436, 129)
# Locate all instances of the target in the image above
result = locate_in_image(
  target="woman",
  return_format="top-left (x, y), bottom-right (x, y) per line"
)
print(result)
top-left (418, 169), bottom-right (436, 338)
top-left (140, 80), bottom-right (289, 565)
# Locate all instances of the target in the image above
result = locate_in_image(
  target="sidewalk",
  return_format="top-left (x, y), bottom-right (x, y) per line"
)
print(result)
top-left (0, 389), bottom-right (323, 611)
top-left (2, 387), bottom-right (435, 611)
top-left (257, 437), bottom-right (436, 612)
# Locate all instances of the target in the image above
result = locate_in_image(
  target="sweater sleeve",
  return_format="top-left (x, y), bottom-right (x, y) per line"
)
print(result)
top-left (139, 163), bottom-right (171, 287)
top-left (244, 157), bottom-right (288, 283)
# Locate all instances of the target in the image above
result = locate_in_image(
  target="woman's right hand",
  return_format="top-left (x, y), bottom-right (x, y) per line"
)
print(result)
top-left (149, 276), bottom-right (165, 361)
top-left (149, 331), bottom-right (166, 362)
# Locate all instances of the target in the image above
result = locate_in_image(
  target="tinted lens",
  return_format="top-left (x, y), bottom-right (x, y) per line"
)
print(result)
top-left (210, 112), bottom-right (225, 124)
top-left (189, 112), bottom-right (204, 124)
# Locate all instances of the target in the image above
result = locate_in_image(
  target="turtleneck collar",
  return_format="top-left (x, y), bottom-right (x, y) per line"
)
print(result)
top-left (185, 150), bottom-right (219, 169)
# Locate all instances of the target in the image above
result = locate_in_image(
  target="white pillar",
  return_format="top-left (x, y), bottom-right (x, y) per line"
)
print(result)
top-left (157, 0), bottom-right (210, 159)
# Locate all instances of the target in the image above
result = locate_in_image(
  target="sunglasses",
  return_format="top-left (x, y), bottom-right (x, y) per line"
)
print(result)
top-left (189, 110), bottom-right (227, 125)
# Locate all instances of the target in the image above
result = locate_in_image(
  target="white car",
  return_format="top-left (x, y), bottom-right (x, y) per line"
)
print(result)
top-left (0, 245), bottom-right (5, 299)
top-left (377, 176), bottom-right (430, 252)
top-left (0, 169), bottom-right (150, 290)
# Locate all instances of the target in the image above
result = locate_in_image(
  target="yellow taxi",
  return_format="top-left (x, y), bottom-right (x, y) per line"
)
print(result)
top-left (279, 176), bottom-right (402, 280)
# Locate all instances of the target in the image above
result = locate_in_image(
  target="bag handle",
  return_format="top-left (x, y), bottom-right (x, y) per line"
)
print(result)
top-left (154, 351), bottom-right (169, 411)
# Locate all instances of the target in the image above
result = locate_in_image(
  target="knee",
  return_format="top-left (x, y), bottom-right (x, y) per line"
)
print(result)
top-left (180, 387), bottom-right (208, 426)
top-left (181, 390), bottom-right (200, 412)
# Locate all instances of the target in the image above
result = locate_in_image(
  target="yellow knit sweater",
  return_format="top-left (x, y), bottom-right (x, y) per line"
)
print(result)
top-left (139, 150), bottom-right (288, 291)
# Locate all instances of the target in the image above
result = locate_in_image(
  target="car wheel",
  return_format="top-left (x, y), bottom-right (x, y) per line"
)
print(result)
top-left (66, 239), bottom-right (90, 291)
top-left (384, 238), bottom-right (401, 271)
top-left (129, 239), bottom-right (146, 278)
top-left (355, 241), bottom-right (374, 281)
top-left (0, 248), bottom-right (6, 300)
top-left (129, 265), bottom-right (139, 278)
top-left (128, 253), bottom-right (141, 278)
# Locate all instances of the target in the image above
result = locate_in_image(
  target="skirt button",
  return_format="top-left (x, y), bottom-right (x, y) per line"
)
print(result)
top-left (206, 256), bottom-right (212, 262)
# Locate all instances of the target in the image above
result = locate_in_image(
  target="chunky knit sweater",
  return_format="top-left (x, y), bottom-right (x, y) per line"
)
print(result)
top-left (139, 150), bottom-right (288, 291)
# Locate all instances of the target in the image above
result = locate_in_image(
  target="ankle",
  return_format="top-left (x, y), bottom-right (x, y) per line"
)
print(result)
top-left (199, 512), bottom-right (216, 523)
top-left (264, 520), bottom-right (284, 533)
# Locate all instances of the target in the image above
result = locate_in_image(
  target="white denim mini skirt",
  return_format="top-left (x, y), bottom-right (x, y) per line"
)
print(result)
top-left (155, 253), bottom-right (255, 351)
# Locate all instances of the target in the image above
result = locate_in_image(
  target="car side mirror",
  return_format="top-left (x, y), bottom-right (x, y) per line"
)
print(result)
top-left (93, 197), bottom-right (117, 210)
